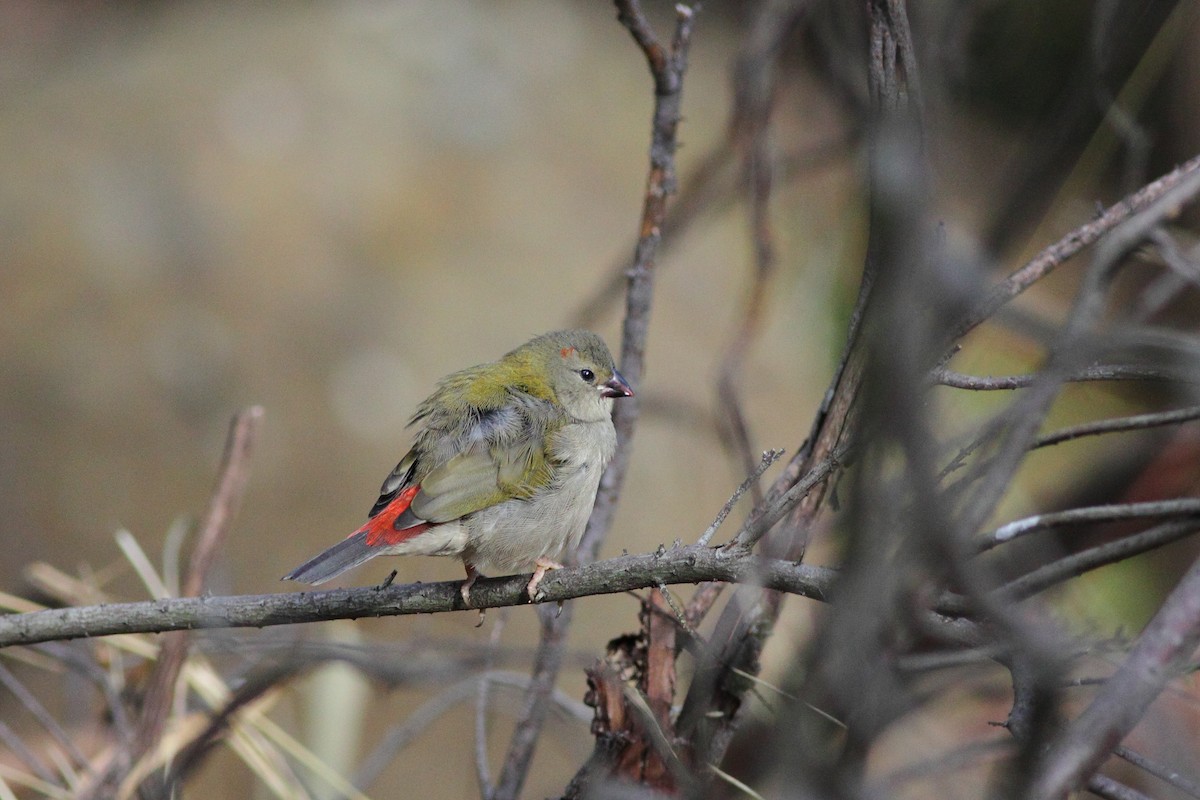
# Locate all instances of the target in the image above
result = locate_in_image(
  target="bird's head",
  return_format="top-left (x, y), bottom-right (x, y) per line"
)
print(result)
top-left (509, 330), bottom-right (633, 422)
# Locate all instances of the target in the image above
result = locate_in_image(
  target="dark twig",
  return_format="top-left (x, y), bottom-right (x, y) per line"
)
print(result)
top-left (950, 152), bottom-right (1200, 343)
top-left (933, 363), bottom-right (1199, 390)
top-left (572, 133), bottom-right (856, 331)
top-left (673, 0), bottom-right (914, 779)
top-left (953, 159), bottom-right (1200, 540)
top-left (685, 448), bottom-right (786, 626)
top-left (731, 448), bottom-right (845, 549)
top-left (1029, 549), bottom-right (1200, 798)
top-left (994, 519), bottom-right (1200, 605)
top-left (0, 548), bottom-right (838, 648)
top-left (1034, 404), bottom-right (1200, 448)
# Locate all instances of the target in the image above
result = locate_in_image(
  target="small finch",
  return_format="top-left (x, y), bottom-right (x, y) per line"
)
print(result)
top-left (284, 330), bottom-right (633, 604)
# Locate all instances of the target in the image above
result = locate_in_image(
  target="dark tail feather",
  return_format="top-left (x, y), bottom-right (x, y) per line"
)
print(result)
top-left (283, 531), bottom-right (377, 584)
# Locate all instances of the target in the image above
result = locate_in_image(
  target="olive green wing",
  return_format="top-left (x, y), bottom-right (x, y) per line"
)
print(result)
top-left (409, 429), bottom-right (558, 523)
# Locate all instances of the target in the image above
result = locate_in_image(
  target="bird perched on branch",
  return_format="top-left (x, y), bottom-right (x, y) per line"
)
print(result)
top-left (284, 330), bottom-right (633, 605)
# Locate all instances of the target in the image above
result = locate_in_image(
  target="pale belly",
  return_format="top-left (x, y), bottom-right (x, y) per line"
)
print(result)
top-left (374, 419), bottom-right (615, 576)
top-left (461, 453), bottom-right (606, 574)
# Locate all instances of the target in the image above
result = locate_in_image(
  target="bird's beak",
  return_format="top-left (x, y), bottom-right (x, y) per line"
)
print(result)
top-left (600, 370), bottom-right (634, 398)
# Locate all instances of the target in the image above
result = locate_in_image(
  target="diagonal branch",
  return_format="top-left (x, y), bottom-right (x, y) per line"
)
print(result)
top-left (1029, 550), bottom-right (1200, 799)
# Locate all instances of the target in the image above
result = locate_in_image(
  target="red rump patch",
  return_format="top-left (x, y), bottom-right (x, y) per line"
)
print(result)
top-left (560, 346), bottom-right (577, 358)
top-left (358, 485), bottom-right (430, 547)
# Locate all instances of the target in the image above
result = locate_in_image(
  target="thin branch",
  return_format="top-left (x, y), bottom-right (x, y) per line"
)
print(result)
top-left (933, 363), bottom-right (1199, 390)
top-left (950, 151), bottom-right (1200, 342)
top-left (731, 449), bottom-right (845, 549)
top-left (685, 449), bottom-right (786, 626)
top-left (571, 133), bottom-right (856, 330)
top-left (994, 518), bottom-right (1200, 606)
top-left (697, 449), bottom-right (784, 547)
top-left (129, 406), bottom-right (264, 787)
top-left (1115, 745), bottom-right (1200, 799)
top-left (492, 5), bottom-right (698, 799)
top-left (580, 0), bottom-right (696, 565)
top-left (0, 548), bottom-right (837, 648)
top-left (952, 154), bottom-right (1200, 543)
top-left (981, 499), bottom-right (1200, 552)
top-left (492, 603), bottom-right (573, 800)
top-left (714, 0), bottom-right (802, 506)
top-left (475, 611), bottom-right (507, 799)
top-left (1034, 404), bottom-right (1200, 448)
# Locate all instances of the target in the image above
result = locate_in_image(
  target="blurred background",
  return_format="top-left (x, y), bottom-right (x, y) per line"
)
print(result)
top-left (2, 1), bottom-right (1199, 798)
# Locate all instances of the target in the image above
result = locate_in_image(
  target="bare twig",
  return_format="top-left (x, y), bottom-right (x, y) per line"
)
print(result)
top-left (580, 0), bottom-right (696, 564)
top-left (714, 0), bottom-right (805, 504)
top-left (953, 155), bottom-right (1200, 541)
top-left (1034, 404), bottom-right (1200, 448)
top-left (685, 448), bottom-right (786, 626)
top-left (128, 406), bottom-right (264, 791)
top-left (697, 449), bottom-right (784, 547)
top-left (731, 449), bottom-right (845, 549)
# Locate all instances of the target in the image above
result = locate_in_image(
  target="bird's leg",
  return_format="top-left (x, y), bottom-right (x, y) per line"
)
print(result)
top-left (377, 570), bottom-right (397, 590)
top-left (525, 557), bottom-right (564, 602)
top-left (461, 563), bottom-right (480, 606)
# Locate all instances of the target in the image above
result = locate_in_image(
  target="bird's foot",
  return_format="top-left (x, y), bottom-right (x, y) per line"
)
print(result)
top-left (526, 558), bottom-right (564, 602)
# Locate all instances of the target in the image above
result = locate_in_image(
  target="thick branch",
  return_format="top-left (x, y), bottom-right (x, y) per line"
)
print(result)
top-left (0, 548), bottom-right (833, 649)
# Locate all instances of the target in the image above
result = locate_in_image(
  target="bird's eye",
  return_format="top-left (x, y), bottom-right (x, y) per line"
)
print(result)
top-left (579, 368), bottom-right (596, 383)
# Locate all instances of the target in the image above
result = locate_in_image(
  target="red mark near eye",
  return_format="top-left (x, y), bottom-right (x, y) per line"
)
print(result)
top-left (560, 347), bottom-right (577, 358)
